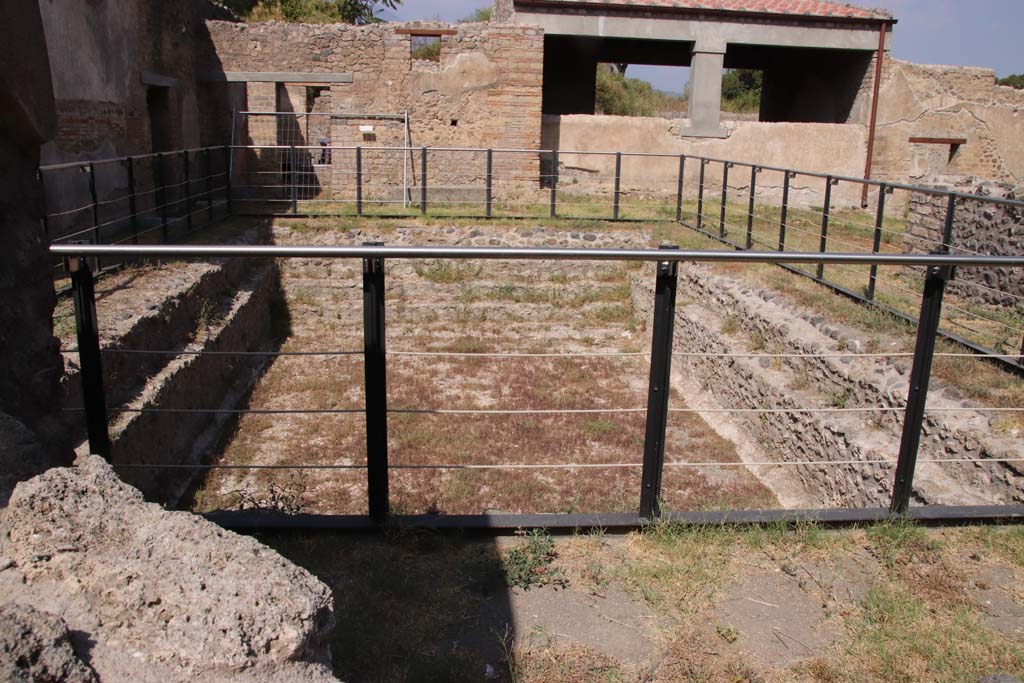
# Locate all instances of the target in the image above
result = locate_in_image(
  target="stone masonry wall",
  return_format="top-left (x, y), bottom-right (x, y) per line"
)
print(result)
top-left (203, 20), bottom-right (544, 201)
top-left (904, 181), bottom-right (1024, 308)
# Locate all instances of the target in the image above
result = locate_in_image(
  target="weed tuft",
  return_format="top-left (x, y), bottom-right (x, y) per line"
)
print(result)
top-left (503, 528), bottom-right (565, 590)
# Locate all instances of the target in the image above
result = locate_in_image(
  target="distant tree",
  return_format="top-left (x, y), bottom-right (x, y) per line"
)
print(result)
top-left (720, 69), bottom-right (762, 113)
top-left (231, 0), bottom-right (402, 24)
top-left (459, 7), bottom-right (492, 22)
top-left (997, 74), bottom-right (1024, 89)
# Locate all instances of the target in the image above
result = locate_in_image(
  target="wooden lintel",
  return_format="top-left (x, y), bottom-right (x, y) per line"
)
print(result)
top-left (393, 28), bottom-right (458, 36)
top-left (909, 137), bottom-right (968, 146)
top-left (199, 71), bottom-right (354, 84)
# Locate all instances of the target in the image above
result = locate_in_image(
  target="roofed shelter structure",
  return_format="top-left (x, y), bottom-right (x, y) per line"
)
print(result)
top-left (500, 0), bottom-right (895, 137)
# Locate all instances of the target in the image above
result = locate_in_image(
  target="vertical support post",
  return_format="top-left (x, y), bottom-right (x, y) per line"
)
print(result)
top-left (355, 146), bottom-right (363, 216)
top-left (224, 145), bottom-right (233, 215)
top-left (696, 159), bottom-right (706, 232)
top-left (70, 257), bottom-right (110, 459)
top-left (719, 162), bottom-right (731, 239)
top-left (156, 153), bottom-right (169, 243)
top-left (290, 146), bottom-right (298, 215)
top-left (778, 171), bottom-right (791, 252)
top-left (940, 194), bottom-right (956, 252)
top-left (613, 152), bottom-right (622, 220)
top-left (549, 149), bottom-right (558, 218)
top-left (362, 242), bottom-right (389, 523)
top-left (87, 162), bottom-right (102, 271)
top-left (817, 176), bottom-right (834, 280)
top-left (867, 184), bottom-right (887, 301)
top-left (38, 170), bottom-right (50, 239)
top-left (746, 166), bottom-right (758, 249)
top-left (675, 155), bottom-right (685, 223)
top-left (640, 245), bottom-right (679, 520)
top-left (126, 157), bottom-right (138, 244)
top-left (485, 149), bottom-right (493, 219)
top-left (890, 264), bottom-right (953, 514)
top-left (204, 148), bottom-right (214, 222)
top-left (183, 150), bottom-right (193, 232)
top-left (420, 146), bottom-right (428, 215)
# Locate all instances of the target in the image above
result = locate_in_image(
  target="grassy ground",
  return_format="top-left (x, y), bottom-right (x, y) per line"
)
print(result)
top-left (257, 521), bottom-right (1024, 683)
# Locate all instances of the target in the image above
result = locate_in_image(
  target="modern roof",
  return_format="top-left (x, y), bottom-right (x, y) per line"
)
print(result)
top-left (514, 0), bottom-right (895, 22)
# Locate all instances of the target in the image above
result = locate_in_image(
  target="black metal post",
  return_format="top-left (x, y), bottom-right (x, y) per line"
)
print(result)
top-left (70, 257), bottom-right (110, 459)
top-left (675, 155), bottom-right (685, 223)
top-left (204, 148), bottom-right (214, 222)
top-left (224, 145), bottom-right (233, 215)
top-left (817, 176), bottom-right (834, 280)
top-left (719, 162), bottom-right (731, 239)
top-left (184, 150), bottom-right (193, 231)
top-left (485, 149), bottom-right (493, 218)
top-left (940, 194), bottom-right (956, 252)
top-left (696, 160), bottom-right (706, 232)
top-left (867, 184), bottom-right (887, 301)
top-left (420, 147), bottom-right (428, 215)
top-left (290, 147), bottom-right (298, 215)
top-left (549, 149), bottom-right (558, 218)
top-left (746, 166), bottom-right (757, 249)
top-left (890, 264), bottom-right (953, 514)
top-left (779, 171), bottom-right (791, 252)
top-left (38, 169), bottom-right (50, 239)
top-left (87, 162), bottom-right (102, 271)
top-left (156, 153), bottom-right (169, 243)
top-left (640, 245), bottom-right (679, 520)
top-left (362, 242), bottom-right (389, 523)
top-left (126, 157), bottom-right (138, 244)
top-left (613, 152), bottom-right (622, 220)
top-left (355, 146), bottom-right (363, 216)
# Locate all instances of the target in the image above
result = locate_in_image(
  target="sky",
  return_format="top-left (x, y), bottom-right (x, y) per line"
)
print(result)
top-left (380, 0), bottom-right (1023, 94)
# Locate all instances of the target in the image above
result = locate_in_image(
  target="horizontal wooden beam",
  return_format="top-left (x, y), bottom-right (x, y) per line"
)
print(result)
top-left (199, 71), bottom-right (354, 84)
top-left (909, 137), bottom-right (967, 146)
top-left (393, 27), bottom-right (458, 36)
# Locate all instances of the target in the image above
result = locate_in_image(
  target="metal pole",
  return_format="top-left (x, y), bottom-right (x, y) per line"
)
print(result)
top-left (940, 194), bottom-right (956, 252)
top-left (719, 162), bottom-right (731, 239)
top-left (817, 177), bottom-right (834, 280)
top-left (184, 150), bottom-right (193, 232)
top-left (890, 264), bottom-right (953, 514)
top-left (204, 148), bottom-right (214, 222)
top-left (549, 149), bottom-right (558, 218)
top-left (485, 149), bottom-right (493, 219)
top-left (224, 145), bottom-right (233, 215)
top-left (70, 257), bottom-right (110, 459)
top-left (355, 146), bottom-right (363, 216)
top-left (867, 185), bottom-right (887, 301)
top-left (403, 110), bottom-right (410, 210)
top-left (696, 160), bottom-right (706, 232)
top-left (38, 170), bottom-right (50, 240)
top-left (420, 146), bottom-right (427, 215)
top-left (87, 162), bottom-right (102, 272)
top-left (675, 155), bottom-right (685, 223)
top-left (779, 171), bottom-right (791, 252)
top-left (613, 152), bottom-right (622, 220)
top-left (746, 167), bottom-right (758, 250)
top-left (156, 153), bottom-right (169, 243)
top-left (640, 245), bottom-right (679, 520)
top-left (290, 146), bottom-right (298, 215)
top-left (126, 157), bottom-right (138, 244)
top-left (362, 242), bottom-right (389, 523)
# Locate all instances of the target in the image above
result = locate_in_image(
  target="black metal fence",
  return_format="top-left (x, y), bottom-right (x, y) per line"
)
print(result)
top-left (51, 242), bottom-right (1024, 530)
top-left (41, 146), bottom-right (232, 290)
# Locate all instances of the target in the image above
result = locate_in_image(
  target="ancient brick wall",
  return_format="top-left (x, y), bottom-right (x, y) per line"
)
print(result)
top-left (202, 20), bottom-right (544, 200)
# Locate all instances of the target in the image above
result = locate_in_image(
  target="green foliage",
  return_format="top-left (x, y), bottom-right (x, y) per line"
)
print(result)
top-left (997, 73), bottom-right (1024, 89)
top-left (595, 64), bottom-right (688, 117)
top-left (459, 7), bottom-right (492, 22)
top-left (410, 35), bottom-right (441, 61)
top-left (236, 0), bottom-right (400, 24)
top-left (721, 68), bottom-right (762, 113)
top-left (502, 529), bottom-right (564, 590)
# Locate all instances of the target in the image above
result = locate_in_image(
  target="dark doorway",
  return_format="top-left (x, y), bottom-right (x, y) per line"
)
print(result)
top-left (146, 86), bottom-right (174, 153)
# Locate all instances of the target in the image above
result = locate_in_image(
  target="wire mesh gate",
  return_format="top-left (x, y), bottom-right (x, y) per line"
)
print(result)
top-left (53, 242), bottom-right (1024, 530)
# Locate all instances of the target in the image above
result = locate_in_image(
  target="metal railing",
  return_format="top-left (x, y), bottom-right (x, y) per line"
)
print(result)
top-left (51, 242), bottom-right (1024, 530)
top-left (41, 146), bottom-right (232, 289)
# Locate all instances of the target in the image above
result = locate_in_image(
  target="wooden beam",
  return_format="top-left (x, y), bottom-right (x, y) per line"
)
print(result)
top-left (393, 27), bottom-right (458, 36)
top-left (909, 137), bottom-right (968, 145)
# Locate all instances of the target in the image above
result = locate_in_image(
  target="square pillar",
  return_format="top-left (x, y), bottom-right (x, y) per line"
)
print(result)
top-left (683, 40), bottom-right (728, 138)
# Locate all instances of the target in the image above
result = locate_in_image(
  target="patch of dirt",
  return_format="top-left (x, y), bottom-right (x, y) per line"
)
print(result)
top-left (968, 564), bottom-right (1024, 638)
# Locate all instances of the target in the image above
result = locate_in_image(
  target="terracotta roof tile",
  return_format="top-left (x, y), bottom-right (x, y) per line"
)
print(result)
top-left (517, 0), bottom-right (893, 21)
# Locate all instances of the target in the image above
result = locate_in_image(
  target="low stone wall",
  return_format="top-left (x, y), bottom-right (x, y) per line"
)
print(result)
top-left (904, 181), bottom-right (1024, 307)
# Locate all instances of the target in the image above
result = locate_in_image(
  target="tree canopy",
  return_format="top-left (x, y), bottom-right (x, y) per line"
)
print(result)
top-left (225, 0), bottom-right (401, 24)
top-left (997, 74), bottom-right (1024, 89)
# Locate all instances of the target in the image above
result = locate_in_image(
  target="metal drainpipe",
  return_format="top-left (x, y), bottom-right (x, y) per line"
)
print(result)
top-left (862, 22), bottom-right (891, 208)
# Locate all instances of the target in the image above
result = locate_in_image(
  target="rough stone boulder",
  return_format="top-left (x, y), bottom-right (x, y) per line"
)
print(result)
top-left (0, 603), bottom-right (98, 682)
top-left (0, 455), bottom-right (339, 682)
top-left (0, 412), bottom-right (51, 507)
